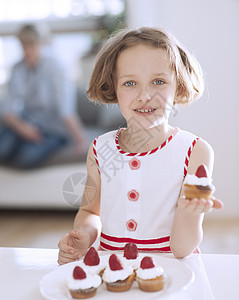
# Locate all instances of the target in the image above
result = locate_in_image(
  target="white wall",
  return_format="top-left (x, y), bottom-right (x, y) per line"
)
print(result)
top-left (126, 0), bottom-right (239, 218)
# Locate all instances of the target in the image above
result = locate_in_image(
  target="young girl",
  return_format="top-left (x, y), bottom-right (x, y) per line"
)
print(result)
top-left (58, 27), bottom-right (223, 264)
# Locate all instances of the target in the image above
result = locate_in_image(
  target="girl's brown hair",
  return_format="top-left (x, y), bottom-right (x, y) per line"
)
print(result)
top-left (87, 27), bottom-right (204, 105)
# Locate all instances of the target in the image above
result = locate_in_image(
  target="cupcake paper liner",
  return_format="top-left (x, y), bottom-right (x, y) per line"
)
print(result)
top-left (69, 287), bottom-right (97, 299)
top-left (136, 275), bottom-right (165, 292)
top-left (105, 273), bottom-right (135, 292)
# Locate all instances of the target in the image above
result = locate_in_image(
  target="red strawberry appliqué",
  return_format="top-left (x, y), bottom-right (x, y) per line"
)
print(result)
top-left (83, 247), bottom-right (100, 266)
top-left (124, 243), bottom-right (138, 260)
top-left (195, 164), bottom-right (208, 178)
top-left (73, 266), bottom-right (86, 280)
top-left (109, 254), bottom-right (123, 271)
top-left (140, 256), bottom-right (155, 269)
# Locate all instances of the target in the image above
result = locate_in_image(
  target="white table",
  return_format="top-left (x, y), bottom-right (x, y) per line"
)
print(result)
top-left (0, 247), bottom-right (238, 300)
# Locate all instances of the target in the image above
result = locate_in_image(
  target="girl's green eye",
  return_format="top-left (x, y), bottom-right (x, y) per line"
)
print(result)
top-left (153, 79), bottom-right (164, 85)
top-left (124, 81), bottom-right (136, 86)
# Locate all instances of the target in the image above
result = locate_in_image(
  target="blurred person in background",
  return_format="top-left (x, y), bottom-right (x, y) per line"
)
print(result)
top-left (0, 23), bottom-right (87, 169)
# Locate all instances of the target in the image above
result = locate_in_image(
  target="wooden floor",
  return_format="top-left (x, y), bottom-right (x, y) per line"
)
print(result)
top-left (0, 210), bottom-right (75, 248)
top-left (0, 209), bottom-right (239, 254)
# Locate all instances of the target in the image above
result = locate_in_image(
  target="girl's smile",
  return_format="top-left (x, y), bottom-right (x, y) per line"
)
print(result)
top-left (115, 44), bottom-right (177, 130)
top-left (133, 106), bottom-right (157, 115)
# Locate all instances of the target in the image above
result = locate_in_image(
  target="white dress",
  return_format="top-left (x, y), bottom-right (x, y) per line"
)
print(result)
top-left (93, 127), bottom-right (198, 252)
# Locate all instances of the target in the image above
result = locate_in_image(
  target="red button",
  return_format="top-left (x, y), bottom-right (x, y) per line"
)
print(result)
top-left (129, 157), bottom-right (141, 170)
top-left (127, 189), bottom-right (139, 202)
top-left (126, 219), bottom-right (137, 231)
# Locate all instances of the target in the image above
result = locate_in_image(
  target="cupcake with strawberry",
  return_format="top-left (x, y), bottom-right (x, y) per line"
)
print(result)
top-left (103, 254), bottom-right (135, 292)
top-left (184, 164), bottom-right (215, 200)
top-left (136, 256), bottom-right (165, 292)
top-left (67, 265), bottom-right (102, 299)
top-left (123, 242), bottom-right (140, 271)
top-left (80, 247), bottom-right (106, 277)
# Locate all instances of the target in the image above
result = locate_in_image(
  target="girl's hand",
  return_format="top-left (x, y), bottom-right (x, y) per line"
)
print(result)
top-left (57, 229), bottom-right (91, 265)
top-left (178, 195), bottom-right (223, 215)
top-left (210, 196), bottom-right (224, 210)
top-left (58, 233), bottom-right (79, 265)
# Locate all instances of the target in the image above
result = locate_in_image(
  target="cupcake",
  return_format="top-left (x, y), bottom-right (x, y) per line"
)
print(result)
top-left (123, 242), bottom-right (140, 271)
top-left (80, 247), bottom-right (105, 276)
top-left (136, 256), bottom-right (165, 292)
top-left (103, 254), bottom-right (135, 292)
top-left (67, 266), bottom-right (102, 299)
top-left (184, 164), bottom-right (215, 200)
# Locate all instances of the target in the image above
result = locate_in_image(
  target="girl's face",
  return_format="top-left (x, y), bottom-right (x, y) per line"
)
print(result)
top-left (115, 44), bottom-right (177, 129)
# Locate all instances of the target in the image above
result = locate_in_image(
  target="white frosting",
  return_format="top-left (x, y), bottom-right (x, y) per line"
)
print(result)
top-left (136, 266), bottom-right (164, 280)
top-left (102, 265), bottom-right (134, 283)
top-left (184, 174), bottom-right (213, 187)
top-left (122, 257), bottom-right (141, 270)
top-left (79, 260), bottom-right (106, 275)
top-left (67, 272), bottom-right (101, 290)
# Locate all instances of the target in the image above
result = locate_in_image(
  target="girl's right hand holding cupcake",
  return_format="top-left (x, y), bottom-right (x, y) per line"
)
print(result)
top-left (178, 195), bottom-right (214, 215)
top-left (58, 229), bottom-right (91, 265)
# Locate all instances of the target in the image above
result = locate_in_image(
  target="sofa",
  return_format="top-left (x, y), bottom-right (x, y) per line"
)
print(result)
top-left (0, 89), bottom-right (124, 210)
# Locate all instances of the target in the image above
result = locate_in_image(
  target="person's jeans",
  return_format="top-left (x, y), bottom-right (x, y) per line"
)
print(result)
top-left (0, 126), bottom-right (67, 169)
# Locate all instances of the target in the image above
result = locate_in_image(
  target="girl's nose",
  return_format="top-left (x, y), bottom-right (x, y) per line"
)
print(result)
top-left (136, 86), bottom-right (152, 103)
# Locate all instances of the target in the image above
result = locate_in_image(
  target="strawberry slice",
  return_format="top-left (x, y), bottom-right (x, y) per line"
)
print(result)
top-left (123, 242), bottom-right (138, 259)
top-left (195, 164), bottom-right (208, 178)
top-left (83, 247), bottom-right (100, 266)
top-left (140, 256), bottom-right (155, 269)
top-left (73, 266), bottom-right (86, 279)
top-left (109, 254), bottom-right (123, 271)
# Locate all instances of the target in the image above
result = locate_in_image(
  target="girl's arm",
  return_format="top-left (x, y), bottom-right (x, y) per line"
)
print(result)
top-left (170, 138), bottom-right (219, 258)
top-left (58, 142), bottom-right (101, 264)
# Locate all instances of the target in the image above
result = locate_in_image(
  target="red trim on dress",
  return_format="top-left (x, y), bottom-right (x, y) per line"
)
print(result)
top-left (115, 127), bottom-right (178, 156)
top-left (193, 248), bottom-right (200, 254)
top-left (100, 241), bottom-right (171, 252)
top-left (92, 137), bottom-right (100, 174)
top-left (99, 242), bottom-right (198, 254)
top-left (183, 138), bottom-right (199, 178)
top-left (101, 232), bottom-right (170, 245)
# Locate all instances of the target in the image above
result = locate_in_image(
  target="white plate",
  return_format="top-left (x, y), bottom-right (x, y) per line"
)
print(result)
top-left (40, 253), bottom-right (194, 300)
